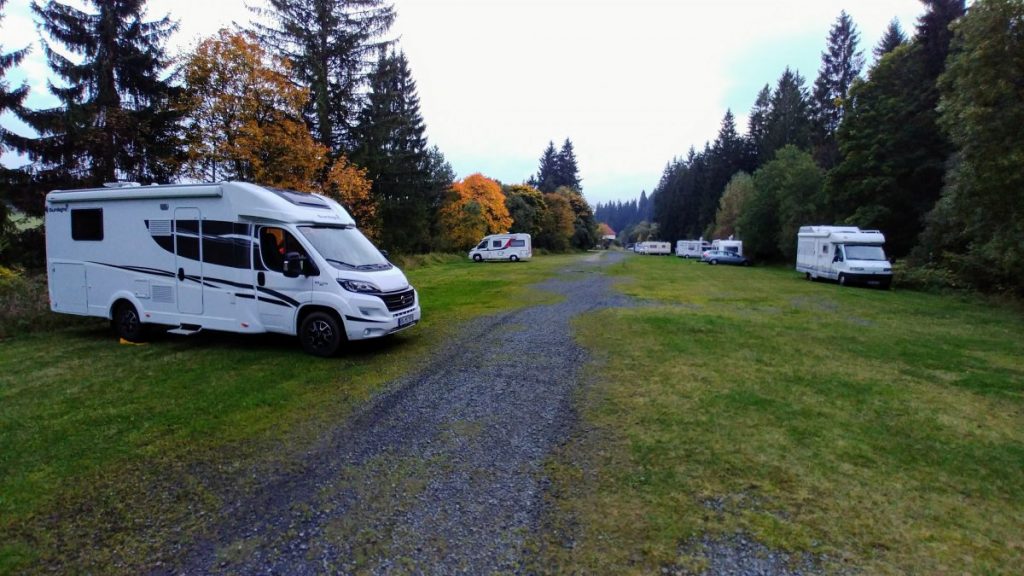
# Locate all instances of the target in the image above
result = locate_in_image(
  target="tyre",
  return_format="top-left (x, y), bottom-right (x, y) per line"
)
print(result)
top-left (113, 301), bottom-right (146, 343)
top-left (710, 259), bottom-right (718, 265)
top-left (742, 261), bottom-right (750, 267)
top-left (300, 311), bottom-right (343, 357)
top-left (805, 273), bottom-right (812, 281)
top-left (838, 273), bottom-right (847, 286)
top-left (473, 254), bottom-right (483, 262)
top-left (510, 255), bottom-right (519, 262)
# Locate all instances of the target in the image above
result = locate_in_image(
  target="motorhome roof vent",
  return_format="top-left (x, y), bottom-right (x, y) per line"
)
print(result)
top-left (103, 181), bottom-right (141, 188)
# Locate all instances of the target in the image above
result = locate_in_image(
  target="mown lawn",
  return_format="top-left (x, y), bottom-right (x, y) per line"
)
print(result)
top-left (0, 254), bottom-right (574, 574)
top-left (540, 255), bottom-right (1024, 574)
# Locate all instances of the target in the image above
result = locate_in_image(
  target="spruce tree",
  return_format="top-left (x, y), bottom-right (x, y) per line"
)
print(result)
top-left (0, 0), bottom-right (29, 154)
top-left (556, 138), bottom-right (582, 191)
top-left (917, 0), bottom-right (967, 78)
top-left (874, 18), bottom-right (908, 60)
top-left (747, 84), bottom-right (772, 167)
top-left (352, 50), bottom-right (435, 253)
top-left (764, 68), bottom-right (812, 160)
top-left (703, 110), bottom-right (751, 232)
top-left (811, 11), bottom-right (864, 169)
top-left (534, 141), bottom-right (560, 193)
top-left (13, 0), bottom-right (180, 189)
top-left (251, 0), bottom-right (395, 154)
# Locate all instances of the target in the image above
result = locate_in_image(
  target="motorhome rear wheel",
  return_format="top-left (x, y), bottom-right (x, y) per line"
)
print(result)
top-left (510, 255), bottom-right (519, 262)
top-left (113, 301), bottom-right (146, 343)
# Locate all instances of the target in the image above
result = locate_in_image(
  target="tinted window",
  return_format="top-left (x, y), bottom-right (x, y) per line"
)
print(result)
top-left (259, 226), bottom-right (308, 273)
top-left (510, 239), bottom-right (525, 248)
top-left (492, 240), bottom-right (503, 248)
top-left (71, 208), bottom-right (103, 241)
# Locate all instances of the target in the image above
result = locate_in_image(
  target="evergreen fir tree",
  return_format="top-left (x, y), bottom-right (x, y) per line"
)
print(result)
top-left (352, 50), bottom-right (436, 253)
top-left (811, 10), bottom-right (864, 169)
top-left (917, 0), bottom-right (967, 78)
top-left (874, 18), bottom-right (908, 60)
top-left (703, 110), bottom-right (752, 231)
top-left (12, 0), bottom-right (181, 189)
top-left (251, 0), bottom-right (395, 153)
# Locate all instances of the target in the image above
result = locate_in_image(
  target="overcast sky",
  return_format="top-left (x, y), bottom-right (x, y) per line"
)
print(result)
top-left (1, 0), bottom-right (925, 205)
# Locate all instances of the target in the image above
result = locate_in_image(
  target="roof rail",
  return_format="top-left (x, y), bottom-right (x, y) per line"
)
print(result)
top-left (102, 181), bottom-right (141, 188)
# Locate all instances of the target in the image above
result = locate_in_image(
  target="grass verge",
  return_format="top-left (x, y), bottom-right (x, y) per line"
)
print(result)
top-left (0, 254), bottom-right (575, 574)
top-left (537, 256), bottom-right (1024, 574)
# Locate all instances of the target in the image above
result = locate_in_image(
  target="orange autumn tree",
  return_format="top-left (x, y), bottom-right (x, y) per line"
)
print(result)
top-left (321, 156), bottom-right (379, 241)
top-left (438, 173), bottom-right (513, 251)
top-left (181, 29), bottom-right (326, 191)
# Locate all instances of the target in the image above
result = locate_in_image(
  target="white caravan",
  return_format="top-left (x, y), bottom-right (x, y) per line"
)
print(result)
top-left (711, 239), bottom-right (744, 256)
top-left (675, 240), bottom-right (710, 258)
top-left (468, 233), bottom-right (532, 262)
top-left (796, 226), bottom-right (893, 288)
top-left (636, 241), bottom-right (671, 255)
top-left (45, 182), bottom-right (421, 356)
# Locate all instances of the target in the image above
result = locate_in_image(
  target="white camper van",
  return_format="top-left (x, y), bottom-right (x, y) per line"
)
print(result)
top-left (45, 182), bottom-right (420, 356)
top-left (711, 239), bottom-right (743, 256)
top-left (469, 233), bottom-right (532, 262)
top-left (675, 240), bottom-right (710, 258)
top-left (796, 226), bottom-right (893, 288)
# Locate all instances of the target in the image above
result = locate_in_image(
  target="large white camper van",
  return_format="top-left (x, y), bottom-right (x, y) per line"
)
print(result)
top-left (45, 182), bottom-right (420, 356)
top-left (711, 238), bottom-right (743, 256)
top-left (636, 241), bottom-right (671, 255)
top-left (468, 233), bottom-right (532, 262)
top-left (796, 226), bottom-right (893, 288)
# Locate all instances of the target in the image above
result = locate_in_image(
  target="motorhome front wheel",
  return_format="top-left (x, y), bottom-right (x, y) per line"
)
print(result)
top-left (300, 312), bottom-right (343, 357)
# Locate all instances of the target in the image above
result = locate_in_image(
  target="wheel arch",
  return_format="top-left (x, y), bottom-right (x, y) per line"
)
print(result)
top-left (296, 304), bottom-right (346, 338)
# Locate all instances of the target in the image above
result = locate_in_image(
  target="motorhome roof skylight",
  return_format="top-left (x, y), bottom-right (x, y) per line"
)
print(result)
top-left (267, 187), bottom-right (331, 209)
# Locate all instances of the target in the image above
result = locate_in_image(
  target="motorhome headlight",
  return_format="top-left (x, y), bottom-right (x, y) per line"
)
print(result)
top-left (338, 279), bottom-right (381, 294)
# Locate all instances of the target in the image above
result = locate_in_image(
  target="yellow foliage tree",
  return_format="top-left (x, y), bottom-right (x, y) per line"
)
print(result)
top-left (180, 30), bottom-right (326, 191)
top-left (538, 192), bottom-right (575, 251)
top-left (438, 173), bottom-right (512, 251)
top-left (320, 156), bottom-right (379, 241)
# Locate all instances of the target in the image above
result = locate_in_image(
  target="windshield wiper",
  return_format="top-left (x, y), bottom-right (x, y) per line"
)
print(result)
top-left (325, 258), bottom-right (358, 269)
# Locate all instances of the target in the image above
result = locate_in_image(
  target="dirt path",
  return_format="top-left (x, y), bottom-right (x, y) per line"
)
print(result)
top-left (169, 252), bottom-right (630, 574)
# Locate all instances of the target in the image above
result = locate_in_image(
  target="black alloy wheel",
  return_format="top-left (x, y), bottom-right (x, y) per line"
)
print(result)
top-left (300, 311), bottom-right (343, 357)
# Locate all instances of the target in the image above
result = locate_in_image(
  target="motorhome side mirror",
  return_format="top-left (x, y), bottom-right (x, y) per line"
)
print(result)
top-left (380, 250), bottom-right (389, 259)
top-left (282, 253), bottom-right (306, 278)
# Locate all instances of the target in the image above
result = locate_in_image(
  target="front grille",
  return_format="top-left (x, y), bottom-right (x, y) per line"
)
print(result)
top-left (379, 288), bottom-right (415, 312)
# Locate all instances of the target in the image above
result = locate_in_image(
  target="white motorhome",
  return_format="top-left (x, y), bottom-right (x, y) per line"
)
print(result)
top-left (468, 233), bottom-right (532, 262)
top-left (796, 226), bottom-right (893, 288)
top-left (45, 182), bottom-right (420, 356)
top-left (636, 241), bottom-right (671, 255)
top-left (711, 239), bottom-right (743, 256)
top-left (675, 240), bottom-right (710, 259)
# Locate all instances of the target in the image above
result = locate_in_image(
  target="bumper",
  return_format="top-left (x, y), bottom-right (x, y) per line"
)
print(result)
top-left (844, 272), bottom-right (892, 286)
top-left (344, 304), bottom-right (421, 340)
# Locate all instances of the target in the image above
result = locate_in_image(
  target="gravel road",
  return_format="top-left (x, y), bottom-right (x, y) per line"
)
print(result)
top-left (169, 251), bottom-right (634, 574)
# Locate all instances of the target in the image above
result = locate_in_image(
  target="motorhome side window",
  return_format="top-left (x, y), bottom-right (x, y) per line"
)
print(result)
top-left (259, 226), bottom-right (307, 273)
top-left (71, 208), bottom-right (103, 241)
top-left (510, 239), bottom-right (525, 248)
top-left (491, 240), bottom-right (502, 248)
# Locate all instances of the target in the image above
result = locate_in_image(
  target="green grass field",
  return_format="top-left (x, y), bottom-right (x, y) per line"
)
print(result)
top-left (539, 255), bottom-right (1024, 574)
top-left (2, 252), bottom-right (1022, 574)
top-left (0, 254), bottom-right (573, 573)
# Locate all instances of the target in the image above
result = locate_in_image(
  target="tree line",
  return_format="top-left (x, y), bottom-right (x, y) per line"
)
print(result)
top-left (622, 0), bottom-right (1022, 295)
top-left (0, 0), bottom-right (598, 261)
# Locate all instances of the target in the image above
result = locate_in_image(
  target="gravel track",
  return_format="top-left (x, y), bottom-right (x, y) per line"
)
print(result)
top-left (169, 252), bottom-right (633, 574)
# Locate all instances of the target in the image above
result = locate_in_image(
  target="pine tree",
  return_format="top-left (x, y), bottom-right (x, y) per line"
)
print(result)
top-left (352, 49), bottom-right (435, 253)
top-left (251, 0), bottom-right (395, 154)
top-left (703, 110), bottom-right (751, 232)
top-left (811, 11), bottom-right (864, 169)
top-left (12, 0), bottom-right (181, 190)
top-left (874, 18), bottom-right (908, 60)
top-left (917, 0), bottom-right (967, 78)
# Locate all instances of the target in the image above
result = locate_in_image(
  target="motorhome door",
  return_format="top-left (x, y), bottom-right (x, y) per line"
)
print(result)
top-left (174, 208), bottom-right (204, 314)
top-left (255, 226), bottom-right (313, 332)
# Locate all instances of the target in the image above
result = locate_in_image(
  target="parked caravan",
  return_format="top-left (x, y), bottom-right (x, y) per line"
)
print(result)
top-left (469, 233), bottom-right (532, 262)
top-left (675, 240), bottom-right (710, 258)
top-left (796, 226), bottom-right (893, 288)
top-left (636, 241), bottom-right (670, 255)
top-left (45, 182), bottom-right (420, 356)
top-left (711, 239), bottom-right (743, 256)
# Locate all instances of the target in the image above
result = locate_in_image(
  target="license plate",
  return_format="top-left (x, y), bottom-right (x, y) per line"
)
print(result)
top-left (398, 315), bottom-right (415, 327)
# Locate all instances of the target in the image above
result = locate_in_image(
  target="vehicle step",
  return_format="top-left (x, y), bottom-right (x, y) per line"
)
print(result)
top-left (167, 324), bottom-right (202, 336)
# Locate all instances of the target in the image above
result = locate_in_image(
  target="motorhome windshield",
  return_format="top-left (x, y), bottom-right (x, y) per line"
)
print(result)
top-left (844, 244), bottom-right (887, 261)
top-left (298, 225), bottom-right (392, 271)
